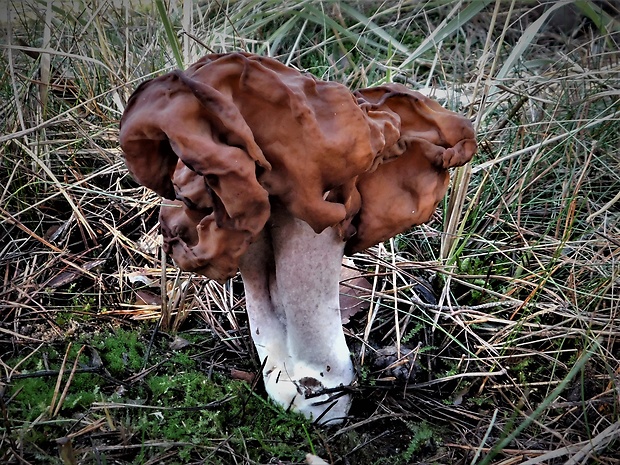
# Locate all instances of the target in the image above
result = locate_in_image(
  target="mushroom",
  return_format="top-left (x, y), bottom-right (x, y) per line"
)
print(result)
top-left (119, 52), bottom-right (476, 424)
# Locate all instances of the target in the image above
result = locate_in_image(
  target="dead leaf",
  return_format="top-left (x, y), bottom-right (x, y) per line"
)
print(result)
top-left (339, 258), bottom-right (371, 324)
top-left (230, 368), bottom-right (255, 384)
top-left (135, 290), bottom-right (161, 306)
top-left (169, 335), bottom-right (191, 350)
top-left (46, 259), bottom-right (106, 288)
top-left (57, 437), bottom-right (77, 465)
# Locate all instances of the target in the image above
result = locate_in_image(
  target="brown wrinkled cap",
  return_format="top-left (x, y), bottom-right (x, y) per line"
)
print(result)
top-left (120, 53), bottom-right (476, 282)
top-left (345, 83), bottom-right (478, 253)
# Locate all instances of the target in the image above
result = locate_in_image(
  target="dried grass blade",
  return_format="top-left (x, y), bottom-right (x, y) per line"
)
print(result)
top-left (359, 250), bottom-right (385, 365)
top-left (587, 189), bottom-right (620, 222)
top-left (470, 408), bottom-right (498, 465)
top-left (473, 108), bottom-right (620, 173)
top-left (0, 205), bottom-right (63, 253)
top-left (183, 0), bottom-right (193, 65)
top-left (39, 0), bottom-right (53, 112)
top-left (0, 44), bottom-right (118, 75)
top-left (12, 139), bottom-right (96, 240)
top-left (565, 421), bottom-right (620, 465)
top-left (53, 346), bottom-right (86, 418)
top-left (0, 327), bottom-right (42, 343)
top-left (441, 163), bottom-right (472, 260)
top-left (4, 4), bottom-right (27, 136)
top-left (160, 248), bottom-right (169, 331)
top-left (7, 344), bottom-right (45, 381)
top-left (476, 339), bottom-right (600, 465)
top-left (49, 342), bottom-right (72, 417)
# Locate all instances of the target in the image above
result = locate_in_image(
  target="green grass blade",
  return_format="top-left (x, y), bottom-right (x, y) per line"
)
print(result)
top-left (156, 0), bottom-right (184, 69)
top-left (298, 3), bottom-right (389, 53)
top-left (399, 0), bottom-right (493, 70)
top-left (495, 0), bottom-right (574, 81)
top-left (338, 3), bottom-right (409, 54)
top-left (575, 0), bottom-right (620, 34)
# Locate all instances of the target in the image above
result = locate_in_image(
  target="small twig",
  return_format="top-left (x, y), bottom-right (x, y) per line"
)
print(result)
top-left (404, 369), bottom-right (508, 389)
top-left (91, 396), bottom-right (234, 411)
top-left (1, 366), bottom-right (103, 383)
top-left (304, 383), bottom-right (359, 400)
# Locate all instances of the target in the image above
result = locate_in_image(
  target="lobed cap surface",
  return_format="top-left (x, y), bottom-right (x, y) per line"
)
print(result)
top-left (120, 52), bottom-right (477, 281)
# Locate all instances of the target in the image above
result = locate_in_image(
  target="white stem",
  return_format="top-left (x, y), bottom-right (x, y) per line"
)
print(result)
top-left (238, 229), bottom-right (287, 372)
top-left (239, 208), bottom-right (354, 424)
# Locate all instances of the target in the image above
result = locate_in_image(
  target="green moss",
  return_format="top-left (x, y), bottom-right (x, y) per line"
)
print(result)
top-left (63, 374), bottom-right (100, 409)
top-left (93, 328), bottom-right (145, 377)
top-left (138, 370), bottom-right (316, 462)
top-left (169, 350), bottom-right (195, 369)
top-left (5, 328), bottom-right (328, 463)
top-left (10, 378), bottom-right (54, 422)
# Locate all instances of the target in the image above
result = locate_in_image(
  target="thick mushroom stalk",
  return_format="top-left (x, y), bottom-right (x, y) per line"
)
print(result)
top-left (120, 52), bottom-right (477, 424)
top-left (239, 208), bottom-right (354, 423)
